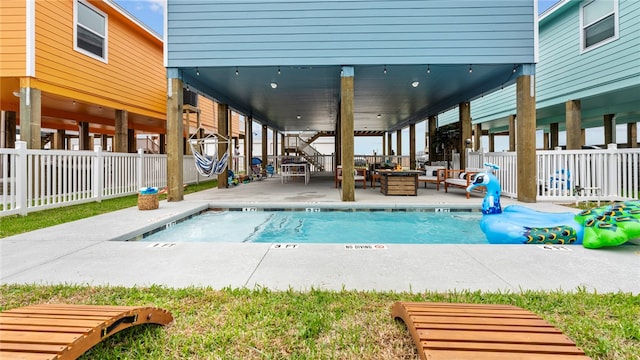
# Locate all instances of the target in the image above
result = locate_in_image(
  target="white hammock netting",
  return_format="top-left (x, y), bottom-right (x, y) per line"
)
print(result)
top-left (189, 135), bottom-right (229, 177)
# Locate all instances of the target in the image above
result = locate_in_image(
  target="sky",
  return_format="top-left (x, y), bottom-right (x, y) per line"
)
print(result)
top-left (115, 1), bottom-right (622, 154)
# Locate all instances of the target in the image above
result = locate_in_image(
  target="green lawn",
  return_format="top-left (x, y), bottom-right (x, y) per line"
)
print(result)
top-left (0, 180), bottom-right (218, 238)
top-left (1, 285), bottom-right (638, 359)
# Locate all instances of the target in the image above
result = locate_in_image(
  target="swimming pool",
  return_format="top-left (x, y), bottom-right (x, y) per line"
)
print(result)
top-left (136, 209), bottom-right (487, 244)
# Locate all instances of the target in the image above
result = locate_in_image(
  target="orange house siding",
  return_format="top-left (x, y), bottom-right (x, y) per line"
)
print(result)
top-left (198, 96), bottom-right (218, 133)
top-left (0, 0), bottom-right (27, 77)
top-left (33, 0), bottom-right (165, 119)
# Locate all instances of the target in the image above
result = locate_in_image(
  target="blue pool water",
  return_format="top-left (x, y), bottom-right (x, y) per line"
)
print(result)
top-left (138, 209), bottom-right (487, 244)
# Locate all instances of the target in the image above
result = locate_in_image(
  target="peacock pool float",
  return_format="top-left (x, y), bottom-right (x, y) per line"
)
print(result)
top-left (466, 163), bottom-right (640, 249)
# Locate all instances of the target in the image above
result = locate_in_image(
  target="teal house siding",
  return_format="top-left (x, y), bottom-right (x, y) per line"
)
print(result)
top-left (166, 0), bottom-right (535, 67)
top-left (536, 0), bottom-right (639, 108)
top-left (472, 0), bottom-right (640, 131)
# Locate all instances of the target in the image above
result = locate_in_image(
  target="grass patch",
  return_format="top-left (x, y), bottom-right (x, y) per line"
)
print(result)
top-left (1, 285), bottom-right (638, 359)
top-left (0, 180), bottom-right (217, 238)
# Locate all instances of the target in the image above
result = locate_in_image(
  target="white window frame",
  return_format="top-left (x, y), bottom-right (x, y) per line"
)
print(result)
top-left (579, 0), bottom-right (619, 53)
top-left (73, 0), bottom-right (108, 63)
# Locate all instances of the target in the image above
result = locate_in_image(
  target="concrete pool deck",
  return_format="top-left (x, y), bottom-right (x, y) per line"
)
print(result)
top-left (1, 176), bottom-right (639, 294)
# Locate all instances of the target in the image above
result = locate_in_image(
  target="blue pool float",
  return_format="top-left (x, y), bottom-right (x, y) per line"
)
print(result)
top-left (467, 163), bottom-right (640, 248)
top-left (466, 163), bottom-right (584, 245)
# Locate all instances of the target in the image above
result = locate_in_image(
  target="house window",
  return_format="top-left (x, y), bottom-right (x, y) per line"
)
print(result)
top-left (74, 0), bottom-right (107, 61)
top-left (581, 0), bottom-right (618, 51)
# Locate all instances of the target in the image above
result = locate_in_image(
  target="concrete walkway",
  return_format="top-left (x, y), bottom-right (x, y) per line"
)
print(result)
top-left (2, 176), bottom-right (638, 294)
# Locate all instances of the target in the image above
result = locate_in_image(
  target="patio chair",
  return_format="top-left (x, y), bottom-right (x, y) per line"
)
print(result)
top-left (335, 165), bottom-right (366, 189)
top-left (0, 304), bottom-right (173, 360)
top-left (442, 167), bottom-right (485, 198)
top-left (418, 165), bottom-right (446, 190)
top-left (392, 301), bottom-right (590, 360)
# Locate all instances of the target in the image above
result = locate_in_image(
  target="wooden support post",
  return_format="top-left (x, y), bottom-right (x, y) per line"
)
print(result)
top-left (409, 123), bottom-right (416, 169)
top-left (114, 110), bottom-right (128, 153)
top-left (4, 111), bottom-right (17, 149)
top-left (100, 134), bottom-right (108, 151)
top-left (489, 133), bottom-right (495, 152)
top-left (166, 77), bottom-right (184, 201)
top-left (387, 132), bottom-right (392, 155)
top-left (246, 116), bottom-right (253, 174)
top-left (79, 122), bottom-right (90, 150)
top-left (474, 123), bottom-right (482, 151)
top-left (508, 114), bottom-right (516, 152)
top-left (261, 124), bottom-right (268, 174)
top-left (273, 130), bottom-right (278, 159)
top-left (127, 129), bottom-right (136, 153)
top-left (459, 102), bottom-right (472, 168)
top-left (516, 74), bottom-right (536, 203)
top-left (53, 129), bottom-right (65, 150)
top-left (603, 114), bottom-right (615, 145)
top-left (340, 66), bottom-right (355, 201)
top-left (217, 103), bottom-right (229, 188)
top-left (335, 110), bottom-right (341, 165)
top-left (396, 129), bottom-right (402, 156)
top-left (428, 115), bottom-right (437, 161)
top-left (550, 123), bottom-right (559, 149)
top-left (184, 109), bottom-right (192, 155)
top-left (628, 122), bottom-right (637, 148)
top-left (159, 134), bottom-right (165, 154)
top-left (565, 100), bottom-right (582, 150)
top-left (19, 83), bottom-right (41, 149)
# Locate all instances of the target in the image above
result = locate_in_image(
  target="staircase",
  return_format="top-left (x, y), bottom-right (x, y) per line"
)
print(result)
top-left (284, 134), bottom-right (325, 171)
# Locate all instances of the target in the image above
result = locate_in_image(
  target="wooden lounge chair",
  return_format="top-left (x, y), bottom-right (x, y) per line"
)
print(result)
top-left (0, 304), bottom-right (173, 360)
top-left (335, 165), bottom-right (367, 189)
top-left (442, 167), bottom-right (485, 198)
top-left (392, 302), bottom-right (591, 360)
top-left (418, 166), bottom-right (446, 190)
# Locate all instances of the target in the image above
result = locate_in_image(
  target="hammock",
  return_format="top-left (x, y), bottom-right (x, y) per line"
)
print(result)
top-left (188, 133), bottom-right (229, 177)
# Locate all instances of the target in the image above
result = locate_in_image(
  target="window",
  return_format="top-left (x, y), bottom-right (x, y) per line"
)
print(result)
top-left (581, 0), bottom-right (618, 51)
top-left (74, 0), bottom-right (107, 61)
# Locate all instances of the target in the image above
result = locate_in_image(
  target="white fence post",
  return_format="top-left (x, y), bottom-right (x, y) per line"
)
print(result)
top-left (137, 148), bottom-right (144, 191)
top-left (94, 145), bottom-right (103, 202)
top-left (15, 141), bottom-right (27, 215)
top-left (606, 144), bottom-right (618, 197)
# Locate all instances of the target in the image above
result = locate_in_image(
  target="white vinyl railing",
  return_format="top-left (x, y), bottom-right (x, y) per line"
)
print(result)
top-left (2, 142), bottom-right (638, 216)
top-left (468, 146), bottom-right (640, 201)
top-left (0, 142), bottom-right (209, 217)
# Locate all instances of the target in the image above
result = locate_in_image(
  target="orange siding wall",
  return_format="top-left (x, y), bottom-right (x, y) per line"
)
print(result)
top-left (231, 112), bottom-right (240, 137)
top-left (34, 0), bottom-right (165, 117)
top-left (0, 0), bottom-right (27, 76)
top-left (198, 96), bottom-right (218, 133)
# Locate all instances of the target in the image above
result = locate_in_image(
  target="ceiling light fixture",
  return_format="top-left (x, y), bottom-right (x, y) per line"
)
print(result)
top-left (512, 64), bottom-right (517, 73)
top-left (383, 65), bottom-right (387, 74)
top-left (296, 115), bottom-right (301, 119)
top-left (377, 114), bottom-right (381, 118)
top-left (270, 82), bottom-right (278, 89)
top-left (411, 81), bottom-right (419, 88)
top-left (196, 67), bottom-right (200, 76)
top-left (427, 65), bottom-right (431, 74)
top-left (235, 67), bottom-right (239, 75)
top-left (277, 66), bottom-right (281, 75)
top-left (468, 64), bottom-right (473, 74)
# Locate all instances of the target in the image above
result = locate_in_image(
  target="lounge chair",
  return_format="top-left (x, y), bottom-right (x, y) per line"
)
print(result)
top-left (442, 167), bottom-right (485, 198)
top-left (392, 301), bottom-right (590, 360)
top-left (418, 165), bottom-right (446, 190)
top-left (0, 304), bottom-right (173, 359)
top-left (335, 165), bottom-right (367, 189)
